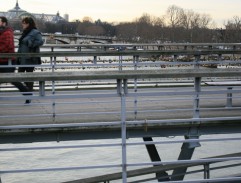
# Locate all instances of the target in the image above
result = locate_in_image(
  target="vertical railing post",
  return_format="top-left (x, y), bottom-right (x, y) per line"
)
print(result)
top-left (133, 55), bottom-right (139, 120)
top-left (204, 163), bottom-right (210, 179)
top-left (226, 87), bottom-right (233, 107)
top-left (193, 54), bottom-right (201, 119)
top-left (174, 55), bottom-right (178, 62)
top-left (50, 48), bottom-right (56, 123)
top-left (117, 78), bottom-right (128, 183)
top-left (39, 81), bottom-right (45, 96)
top-left (192, 54), bottom-right (202, 148)
top-left (50, 46), bottom-right (54, 67)
top-left (93, 56), bottom-right (97, 65)
top-left (8, 58), bottom-right (12, 65)
top-left (218, 54), bottom-right (222, 61)
top-left (193, 77), bottom-right (201, 118)
top-left (118, 50), bottom-right (123, 71)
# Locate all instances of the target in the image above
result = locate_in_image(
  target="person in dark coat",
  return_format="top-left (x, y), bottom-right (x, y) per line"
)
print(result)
top-left (0, 16), bottom-right (32, 104)
top-left (18, 16), bottom-right (44, 91)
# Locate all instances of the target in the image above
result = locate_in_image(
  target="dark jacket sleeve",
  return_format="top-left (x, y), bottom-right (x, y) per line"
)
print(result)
top-left (28, 30), bottom-right (44, 48)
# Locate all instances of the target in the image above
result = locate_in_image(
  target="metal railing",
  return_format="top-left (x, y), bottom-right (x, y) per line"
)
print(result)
top-left (0, 43), bottom-right (241, 182)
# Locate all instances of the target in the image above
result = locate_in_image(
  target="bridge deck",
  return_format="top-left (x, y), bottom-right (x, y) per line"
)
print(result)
top-left (1, 89), bottom-right (241, 125)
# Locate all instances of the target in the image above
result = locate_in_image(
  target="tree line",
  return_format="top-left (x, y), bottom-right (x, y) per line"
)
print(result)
top-left (11, 5), bottom-right (241, 43)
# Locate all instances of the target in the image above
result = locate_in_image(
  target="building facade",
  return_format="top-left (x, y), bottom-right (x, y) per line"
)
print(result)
top-left (0, 0), bottom-right (68, 23)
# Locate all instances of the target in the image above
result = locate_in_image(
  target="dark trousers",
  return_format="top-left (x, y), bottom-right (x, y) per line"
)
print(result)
top-left (0, 62), bottom-right (30, 93)
top-left (18, 67), bottom-right (35, 91)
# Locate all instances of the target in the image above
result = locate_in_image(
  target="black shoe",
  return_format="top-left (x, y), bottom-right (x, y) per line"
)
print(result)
top-left (25, 99), bottom-right (31, 104)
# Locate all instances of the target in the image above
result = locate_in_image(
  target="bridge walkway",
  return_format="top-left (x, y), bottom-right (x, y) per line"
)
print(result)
top-left (1, 87), bottom-right (241, 126)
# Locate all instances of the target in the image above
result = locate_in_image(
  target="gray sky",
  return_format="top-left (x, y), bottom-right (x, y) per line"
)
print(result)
top-left (1, 0), bottom-right (241, 26)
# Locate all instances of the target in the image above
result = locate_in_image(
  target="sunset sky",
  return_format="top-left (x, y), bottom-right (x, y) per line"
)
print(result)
top-left (1, 0), bottom-right (240, 26)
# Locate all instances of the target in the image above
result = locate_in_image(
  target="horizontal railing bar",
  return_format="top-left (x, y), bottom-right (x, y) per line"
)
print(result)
top-left (1, 156), bottom-right (240, 175)
top-left (210, 163), bottom-right (241, 172)
top-left (199, 95), bottom-right (241, 100)
top-left (0, 163), bottom-right (122, 174)
top-left (2, 60), bottom-right (241, 70)
top-left (0, 121), bottom-right (123, 129)
top-left (132, 107), bottom-right (241, 114)
top-left (0, 99), bottom-right (121, 106)
top-left (40, 60), bottom-right (241, 65)
top-left (200, 107), bottom-right (241, 111)
top-left (1, 68), bottom-right (241, 83)
top-left (0, 93), bottom-right (119, 101)
top-left (159, 177), bottom-right (241, 183)
top-left (1, 90), bottom-right (240, 102)
top-left (37, 42), bottom-right (241, 48)
top-left (127, 138), bottom-right (241, 146)
top-left (4, 59), bottom-right (240, 65)
top-left (131, 96), bottom-right (240, 102)
top-left (57, 111), bottom-right (120, 116)
top-left (127, 157), bottom-right (241, 167)
top-left (1, 116), bottom-right (241, 131)
top-left (0, 111), bottom-right (119, 118)
top-left (134, 108), bottom-right (193, 113)
top-left (126, 116), bottom-right (241, 124)
top-left (1, 138), bottom-right (241, 152)
top-left (1, 49), bottom-right (241, 58)
top-left (0, 91), bottom-right (192, 101)
top-left (1, 106), bottom-right (240, 119)
top-left (1, 107), bottom-right (240, 120)
top-left (0, 143), bottom-right (122, 151)
top-left (39, 42), bottom-right (241, 47)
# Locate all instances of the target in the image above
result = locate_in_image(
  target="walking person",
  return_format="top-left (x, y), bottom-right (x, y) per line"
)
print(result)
top-left (0, 16), bottom-right (32, 104)
top-left (18, 16), bottom-right (43, 91)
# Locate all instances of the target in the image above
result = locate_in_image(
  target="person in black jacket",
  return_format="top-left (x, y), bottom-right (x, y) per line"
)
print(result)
top-left (18, 16), bottom-right (44, 91)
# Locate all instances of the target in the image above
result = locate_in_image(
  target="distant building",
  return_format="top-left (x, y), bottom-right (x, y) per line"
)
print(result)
top-left (0, 0), bottom-right (68, 23)
top-left (64, 14), bottom-right (69, 22)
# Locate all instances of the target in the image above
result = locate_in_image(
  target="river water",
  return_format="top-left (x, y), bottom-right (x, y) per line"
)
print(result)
top-left (1, 133), bottom-right (241, 183)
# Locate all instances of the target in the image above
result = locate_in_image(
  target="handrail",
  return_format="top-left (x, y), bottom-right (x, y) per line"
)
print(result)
top-left (1, 49), bottom-right (241, 58)
top-left (10, 41), bottom-right (241, 47)
top-left (1, 68), bottom-right (241, 83)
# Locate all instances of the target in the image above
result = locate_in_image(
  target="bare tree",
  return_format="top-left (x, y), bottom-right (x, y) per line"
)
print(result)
top-left (165, 5), bottom-right (184, 42)
top-left (182, 10), bottom-right (195, 30)
top-left (199, 14), bottom-right (212, 28)
top-left (152, 16), bottom-right (165, 27)
top-left (165, 5), bottom-right (184, 28)
top-left (224, 16), bottom-right (241, 42)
